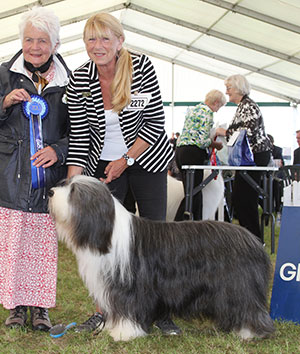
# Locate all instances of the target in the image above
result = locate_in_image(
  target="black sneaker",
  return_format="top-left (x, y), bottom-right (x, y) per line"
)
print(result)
top-left (5, 306), bottom-right (28, 329)
top-left (155, 318), bottom-right (182, 335)
top-left (75, 312), bottom-right (105, 333)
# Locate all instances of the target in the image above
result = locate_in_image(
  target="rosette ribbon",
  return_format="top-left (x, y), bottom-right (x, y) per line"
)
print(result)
top-left (22, 95), bottom-right (49, 189)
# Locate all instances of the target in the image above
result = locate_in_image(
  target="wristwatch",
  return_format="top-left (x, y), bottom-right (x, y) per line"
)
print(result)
top-left (122, 153), bottom-right (135, 166)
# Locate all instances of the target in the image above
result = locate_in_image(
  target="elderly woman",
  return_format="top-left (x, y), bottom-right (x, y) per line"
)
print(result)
top-left (66, 13), bottom-right (177, 335)
top-left (175, 89), bottom-right (226, 220)
top-left (0, 7), bottom-right (69, 330)
top-left (217, 74), bottom-right (271, 241)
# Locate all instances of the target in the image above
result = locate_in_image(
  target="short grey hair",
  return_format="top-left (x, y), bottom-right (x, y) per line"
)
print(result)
top-left (205, 89), bottom-right (227, 106)
top-left (224, 74), bottom-right (251, 96)
top-left (19, 6), bottom-right (61, 52)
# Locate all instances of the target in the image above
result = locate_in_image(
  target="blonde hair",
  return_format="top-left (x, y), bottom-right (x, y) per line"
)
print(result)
top-left (84, 13), bottom-right (132, 113)
top-left (205, 89), bottom-right (226, 106)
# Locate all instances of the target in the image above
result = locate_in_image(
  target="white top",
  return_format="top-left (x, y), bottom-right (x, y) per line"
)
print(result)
top-left (100, 110), bottom-right (128, 161)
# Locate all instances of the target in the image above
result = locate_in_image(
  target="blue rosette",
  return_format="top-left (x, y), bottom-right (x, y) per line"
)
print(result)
top-left (22, 95), bottom-right (49, 189)
top-left (22, 94), bottom-right (49, 119)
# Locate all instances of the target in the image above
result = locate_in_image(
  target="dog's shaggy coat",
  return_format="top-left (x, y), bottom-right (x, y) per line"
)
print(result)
top-left (49, 175), bottom-right (274, 341)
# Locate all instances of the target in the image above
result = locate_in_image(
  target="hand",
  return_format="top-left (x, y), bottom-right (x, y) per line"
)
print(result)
top-left (67, 165), bottom-right (84, 179)
top-left (100, 158), bottom-right (127, 184)
top-left (212, 141), bottom-right (223, 151)
top-left (3, 89), bottom-right (31, 110)
top-left (215, 127), bottom-right (227, 137)
top-left (31, 146), bottom-right (58, 168)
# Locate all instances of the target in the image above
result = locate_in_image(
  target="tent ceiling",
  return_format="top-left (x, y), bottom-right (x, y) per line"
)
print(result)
top-left (1, 0), bottom-right (300, 103)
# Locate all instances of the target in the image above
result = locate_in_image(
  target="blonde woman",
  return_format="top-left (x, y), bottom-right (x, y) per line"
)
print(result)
top-left (66, 13), bottom-right (177, 335)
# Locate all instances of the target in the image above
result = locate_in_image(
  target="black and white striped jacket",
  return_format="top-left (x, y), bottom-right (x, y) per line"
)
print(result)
top-left (66, 52), bottom-right (173, 175)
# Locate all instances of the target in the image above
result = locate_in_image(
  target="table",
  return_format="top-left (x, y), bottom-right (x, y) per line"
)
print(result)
top-left (182, 165), bottom-right (278, 254)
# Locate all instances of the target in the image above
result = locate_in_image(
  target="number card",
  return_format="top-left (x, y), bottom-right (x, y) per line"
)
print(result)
top-left (127, 93), bottom-right (152, 111)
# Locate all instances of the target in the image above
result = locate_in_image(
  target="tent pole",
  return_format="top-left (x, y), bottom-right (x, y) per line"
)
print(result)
top-left (171, 62), bottom-right (174, 133)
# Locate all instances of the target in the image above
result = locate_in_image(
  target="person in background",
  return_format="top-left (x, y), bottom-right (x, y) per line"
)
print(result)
top-left (169, 132), bottom-right (180, 150)
top-left (293, 130), bottom-right (300, 165)
top-left (169, 132), bottom-right (177, 150)
top-left (66, 13), bottom-right (179, 335)
top-left (175, 89), bottom-right (226, 220)
top-left (0, 7), bottom-right (70, 330)
top-left (267, 134), bottom-right (284, 226)
top-left (216, 74), bottom-right (271, 242)
top-left (267, 134), bottom-right (284, 168)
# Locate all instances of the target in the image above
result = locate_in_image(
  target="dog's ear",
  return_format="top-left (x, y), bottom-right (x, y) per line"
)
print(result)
top-left (69, 180), bottom-right (115, 254)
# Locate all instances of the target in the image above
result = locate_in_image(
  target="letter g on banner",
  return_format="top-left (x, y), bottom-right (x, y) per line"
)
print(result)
top-left (280, 263), bottom-right (300, 281)
top-left (270, 206), bottom-right (300, 323)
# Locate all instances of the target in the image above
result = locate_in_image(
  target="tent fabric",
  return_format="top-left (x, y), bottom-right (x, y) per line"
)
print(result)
top-left (0, 0), bottom-right (300, 103)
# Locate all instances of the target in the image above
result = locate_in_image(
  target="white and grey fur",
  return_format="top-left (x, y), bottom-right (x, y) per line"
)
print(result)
top-left (49, 175), bottom-right (274, 341)
top-left (166, 172), bottom-right (224, 221)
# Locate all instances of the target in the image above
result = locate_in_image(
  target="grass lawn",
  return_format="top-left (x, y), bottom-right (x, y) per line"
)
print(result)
top-left (1, 220), bottom-right (300, 354)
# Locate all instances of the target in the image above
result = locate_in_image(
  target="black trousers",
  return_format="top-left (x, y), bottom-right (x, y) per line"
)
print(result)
top-left (232, 150), bottom-right (271, 242)
top-left (94, 160), bottom-right (167, 221)
top-left (175, 145), bottom-right (208, 220)
top-left (273, 179), bottom-right (283, 213)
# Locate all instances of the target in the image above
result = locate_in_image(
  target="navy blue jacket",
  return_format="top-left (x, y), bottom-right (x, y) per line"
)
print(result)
top-left (0, 50), bottom-right (70, 213)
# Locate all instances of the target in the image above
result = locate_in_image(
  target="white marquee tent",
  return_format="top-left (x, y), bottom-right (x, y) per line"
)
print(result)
top-left (1, 0), bottom-right (300, 156)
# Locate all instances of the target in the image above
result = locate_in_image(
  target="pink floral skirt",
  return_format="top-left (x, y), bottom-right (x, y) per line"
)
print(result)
top-left (0, 207), bottom-right (57, 309)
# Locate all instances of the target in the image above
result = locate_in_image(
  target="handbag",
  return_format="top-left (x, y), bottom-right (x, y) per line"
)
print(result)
top-left (228, 129), bottom-right (255, 166)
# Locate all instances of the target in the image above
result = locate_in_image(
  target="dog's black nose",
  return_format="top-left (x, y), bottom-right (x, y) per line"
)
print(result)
top-left (48, 189), bottom-right (54, 198)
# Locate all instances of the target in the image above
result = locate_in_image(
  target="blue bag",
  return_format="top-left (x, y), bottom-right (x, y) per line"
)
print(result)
top-left (228, 129), bottom-right (255, 166)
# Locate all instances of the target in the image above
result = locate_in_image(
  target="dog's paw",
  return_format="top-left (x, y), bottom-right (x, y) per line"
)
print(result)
top-left (108, 319), bottom-right (147, 341)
